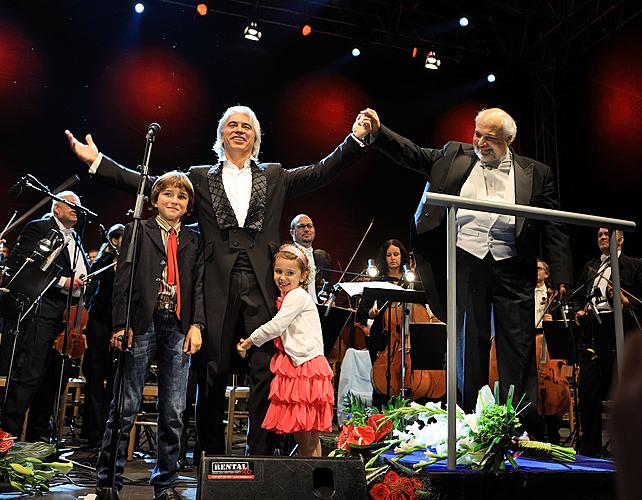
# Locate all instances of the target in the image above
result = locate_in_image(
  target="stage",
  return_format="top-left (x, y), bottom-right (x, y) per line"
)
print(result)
top-left (381, 448), bottom-right (616, 499)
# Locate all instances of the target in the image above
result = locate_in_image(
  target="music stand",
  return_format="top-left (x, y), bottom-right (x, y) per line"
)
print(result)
top-left (409, 323), bottom-right (446, 370)
top-left (362, 287), bottom-right (427, 398)
top-left (317, 304), bottom-right (352, 357)
top-left (0, 253), bottom-right (62, 422)
top-left (542, 320), bottom-right (579, 364)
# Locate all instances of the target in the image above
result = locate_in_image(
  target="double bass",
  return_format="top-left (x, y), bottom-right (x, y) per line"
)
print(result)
top-left (370, 256), bottom-right (446, 401)
top-left (488, 288), bottom-right (571, 417)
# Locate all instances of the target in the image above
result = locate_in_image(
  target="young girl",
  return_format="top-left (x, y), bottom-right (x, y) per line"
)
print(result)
top-left (237, 243), bottom-right (334, 456)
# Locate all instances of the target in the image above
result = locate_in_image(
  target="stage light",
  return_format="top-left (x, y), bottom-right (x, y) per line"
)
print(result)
top-left (352, 47), bottom-right (361, 57)
top-left (425, 51), bottom-right (441, 70)
top-left (134, 3), bottom-right (144, 14)
top-left (402, 264), bottom-right (416, 283)
top-left (412, 47), bottom-right (418, 58)
top-left (487, 73), bottom-right (496, 83)
top-left (244, 21), bottom-right (262, 41)
top-left (459, 17), bottom-right (469, 27)
top-left (302, 24), bottom-right (312, 36)
top-left (366, 259), bottom-right (379, 278)
top-left (196, 3), bottom-right (207, 16)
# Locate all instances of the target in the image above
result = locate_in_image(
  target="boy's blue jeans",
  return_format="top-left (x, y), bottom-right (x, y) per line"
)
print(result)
top-left (96, 310), bottom-right (189, 494)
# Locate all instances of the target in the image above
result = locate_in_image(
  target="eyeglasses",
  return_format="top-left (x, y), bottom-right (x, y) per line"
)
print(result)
top-left (294, 223), bottom-right (314, 230)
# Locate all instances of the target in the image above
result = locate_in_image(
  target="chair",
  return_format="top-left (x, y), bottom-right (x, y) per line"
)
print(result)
top-left (225, 375), bottom-right (250, 454)
top-left (127, 384), bottom-right (159, 461)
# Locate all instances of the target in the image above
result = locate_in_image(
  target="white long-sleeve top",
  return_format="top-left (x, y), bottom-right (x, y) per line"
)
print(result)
top-left (249, 287), bottom-right (324, 366)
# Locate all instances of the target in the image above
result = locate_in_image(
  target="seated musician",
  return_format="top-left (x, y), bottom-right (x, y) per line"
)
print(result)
top-left (575, 227), bottom-right (642, 457)
top-left (1, 191), bottom-right (89, 441)
top-left (355, 239), bottom-right (443, 406)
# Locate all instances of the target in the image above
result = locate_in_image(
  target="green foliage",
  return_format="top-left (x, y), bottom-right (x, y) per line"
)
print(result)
top-left (0, 441), bottom-right (72, 495)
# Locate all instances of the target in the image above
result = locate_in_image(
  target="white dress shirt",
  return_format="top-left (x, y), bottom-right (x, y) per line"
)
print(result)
top-left (53, 216), bottom-right (88, 297)
top-left (534, 284), bottom-right (548, 328)
top-left (221, 156), bottom-right (253, 227)
top-left (296, 244), bottom-right (317, 303)
top-left (457, 152), bottom-right (516, 260)
top-left (592, 251), bottom-right (620, 311)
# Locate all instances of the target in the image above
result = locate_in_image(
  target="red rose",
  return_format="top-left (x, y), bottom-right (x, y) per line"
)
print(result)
top-left (349, 425), bottom-right (376, 446)
top-left (384, 470), bottom-right (401, 487)
top-left (369, 483), bottom-right (391, 499)
top-left (400, 477), bottom-right (415, 495)
top-left (0, 430), bottom-right (14, 453)
top-left (412, 477), bottom-right (423, 490)
top-left (337, 425), bottom-right (355, 450)
top-left (368, 414), bottom-right (393, 442)
top-left (389, 490), bottom-right (406, 500)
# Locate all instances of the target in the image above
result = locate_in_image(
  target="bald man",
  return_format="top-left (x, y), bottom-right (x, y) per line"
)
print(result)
top-left (357, 107), bottom-right (572, 436)
top-left (289, 214), bottom-right (319, 302)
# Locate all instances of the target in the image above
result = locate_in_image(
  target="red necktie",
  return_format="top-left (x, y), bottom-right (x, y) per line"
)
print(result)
top-left (276, 291), bottom-right (287, 311)
top-left (167, 228), bottom-right (181, 319)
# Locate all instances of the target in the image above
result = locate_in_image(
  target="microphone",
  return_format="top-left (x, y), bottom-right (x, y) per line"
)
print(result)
top-left (8, 176), bottom-right (28, 198)
top-left (146, 122), bottom-right (161, 139)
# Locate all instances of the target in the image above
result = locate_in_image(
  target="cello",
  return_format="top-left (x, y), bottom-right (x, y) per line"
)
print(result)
top-left (488, 288), bottom-right (571, 417)
top-left (370, 254), bottom-right (446, 401)
top-left (536, 289), bottom-right (571, 418)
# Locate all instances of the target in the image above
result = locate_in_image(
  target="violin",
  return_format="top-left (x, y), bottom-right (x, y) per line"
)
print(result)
top-left (54, 276), bottom-right (88, 359)
top-left (370, 254), bottom-right (446, 401)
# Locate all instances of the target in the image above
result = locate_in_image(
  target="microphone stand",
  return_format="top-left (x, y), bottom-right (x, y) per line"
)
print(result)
top-left (8, 175), bottom-right (96, 451)
top-left (103, 125), bottom-right (158, 499)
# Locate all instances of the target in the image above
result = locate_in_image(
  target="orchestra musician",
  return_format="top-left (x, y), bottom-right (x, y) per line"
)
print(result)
top-left (1, 191), bottom-right (89, 441)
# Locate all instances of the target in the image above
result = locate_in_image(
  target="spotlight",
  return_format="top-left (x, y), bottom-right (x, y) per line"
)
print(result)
top-left (196, 3), bottom-right (207, 16)
top-left (134, 3), bottom-right (144, 14)
top-left (459, 17), bottom-right (469, 27)
top-left (487, 73), bottom-right (496, 83)
top-left (412, 47), bottom-right (418, 58)
top-left (366, 259), bottom-right (379, 278)
top-left (243, 21), bottom-right (262, 41)
top-left (302, 24), bottom-right (312, 36)
top-left (402, 264), bottom-right (416, 283)
top-left (425, 51), bottom-right (441, 70)
top-left (352, 47), bottom-right (361, 57)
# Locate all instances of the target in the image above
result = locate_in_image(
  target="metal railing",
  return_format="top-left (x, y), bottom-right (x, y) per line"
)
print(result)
top-left (424, 191), bottom-right (636, 469)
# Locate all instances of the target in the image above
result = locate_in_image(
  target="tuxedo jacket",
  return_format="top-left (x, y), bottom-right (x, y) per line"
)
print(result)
top-left (94, 135), bottom-right (364, 361)
top-left (372, 125), bottom-right (573, 317)
top-left (7, 215), bottom-right (89, 305)
top-left (112, 217), bottom-right (205, 336)
top-left (576, 253), bottom-right (642, 309)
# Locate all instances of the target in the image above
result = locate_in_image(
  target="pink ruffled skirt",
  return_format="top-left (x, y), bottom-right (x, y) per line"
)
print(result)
top-left (262, 338), bottom-right (334, 434)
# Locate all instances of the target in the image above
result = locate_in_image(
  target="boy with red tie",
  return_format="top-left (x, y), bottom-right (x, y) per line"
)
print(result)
top-left (96, 172), bottom-right (205, 500)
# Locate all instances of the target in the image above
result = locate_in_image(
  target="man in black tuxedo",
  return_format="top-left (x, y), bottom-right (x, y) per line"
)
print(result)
top-left (576, 228), bottom-right (642, 456)
top-left (1, 191), bottom-right (89, 440)
top-left (65, 106), bottom-right (371, 455)
top-left (356, 108), bottom-right (572, 431)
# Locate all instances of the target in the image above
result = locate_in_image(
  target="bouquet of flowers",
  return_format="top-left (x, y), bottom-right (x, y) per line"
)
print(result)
top-left (0, 430), bottom-right (73, 495)
top-left (330, 384), bottom-right (576, 498)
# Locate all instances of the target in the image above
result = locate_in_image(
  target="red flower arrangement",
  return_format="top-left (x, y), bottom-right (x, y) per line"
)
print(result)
top-left (0, 430), bottom-right (15, 454)
top-left (337, 413), bottom-right (393, 450)
top-left (368, 471), bottom-right (425, 500)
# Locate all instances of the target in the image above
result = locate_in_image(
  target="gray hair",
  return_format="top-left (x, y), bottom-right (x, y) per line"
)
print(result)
top-left (475, 108), bottom-right (517, 145)
top-left (51, 190), bottom-right (80, 213)
top-left (212, 105), bottom-right (262, 161)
